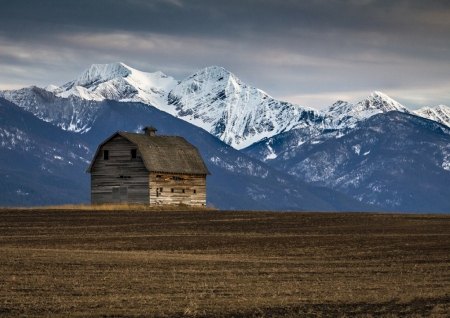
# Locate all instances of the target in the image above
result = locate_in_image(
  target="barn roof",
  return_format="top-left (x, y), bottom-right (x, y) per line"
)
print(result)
top-left (86, 130), bottom-right (211, 175)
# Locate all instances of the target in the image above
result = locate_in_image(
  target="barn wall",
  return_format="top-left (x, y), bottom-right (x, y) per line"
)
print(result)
top-left (149, 172), bottom-right (206, 206)
top-left (90, 136), bottom-right (149, 204)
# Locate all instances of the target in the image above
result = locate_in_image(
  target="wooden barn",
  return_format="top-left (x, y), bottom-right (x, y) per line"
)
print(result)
top-left (86, 126), bottom-right (210, 206)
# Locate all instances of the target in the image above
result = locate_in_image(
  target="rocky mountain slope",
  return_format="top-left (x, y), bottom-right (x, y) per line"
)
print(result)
top-left (0, 86), bottom-right (102, 133)
top-left (244, 111), bottom-right (450, 213)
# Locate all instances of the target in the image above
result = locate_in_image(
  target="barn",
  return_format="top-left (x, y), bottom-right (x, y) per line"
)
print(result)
top-left (86, 126), bottom-right (210, 206)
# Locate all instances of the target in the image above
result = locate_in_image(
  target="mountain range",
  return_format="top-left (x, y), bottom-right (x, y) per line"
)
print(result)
top-left (2, 63), bottom-right (448, 150)
top-left (1, 62), bottom-right (449, 212)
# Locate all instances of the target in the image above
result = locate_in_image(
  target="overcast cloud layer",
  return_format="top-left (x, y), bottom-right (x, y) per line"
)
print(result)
top-left (0, 0), bottom-right (449, 109)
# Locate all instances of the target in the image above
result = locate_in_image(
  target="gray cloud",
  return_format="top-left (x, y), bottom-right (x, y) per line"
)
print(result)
top-left (0, 0), bottom-right (449, 109)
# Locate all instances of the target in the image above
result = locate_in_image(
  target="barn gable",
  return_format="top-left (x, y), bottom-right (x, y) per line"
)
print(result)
top-left (87, 130), bottom-right (210, 175)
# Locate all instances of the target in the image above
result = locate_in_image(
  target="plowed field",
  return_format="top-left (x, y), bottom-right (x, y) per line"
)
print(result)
top-left (1, 210), bottom-right (449, 317)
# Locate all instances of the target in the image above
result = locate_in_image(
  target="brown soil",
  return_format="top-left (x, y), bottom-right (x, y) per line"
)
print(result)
top-left (1, 209), bottom-right (449, 317)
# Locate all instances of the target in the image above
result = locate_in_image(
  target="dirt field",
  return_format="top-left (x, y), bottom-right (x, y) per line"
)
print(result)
top-left (1, 209), bottom-right (449, 317)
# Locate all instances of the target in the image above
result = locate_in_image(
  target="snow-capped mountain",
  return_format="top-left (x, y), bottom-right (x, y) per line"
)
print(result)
top-left (243, 91), bottom-right (415, 163)
top-left (54, 62), bottom-right (179, 106)
top-left (0, 63), bottom-right (179, 133)
top-left (415, 105), bottom-right (450, 128)
top-left (320, 91), bottom-right (412, 130)
top-left (0, 62), bottom-right (448, 151)
top-left (167, 66), bottom-right (321, 149)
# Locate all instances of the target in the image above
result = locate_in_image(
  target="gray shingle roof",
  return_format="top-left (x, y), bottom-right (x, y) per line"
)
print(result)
top-left (86, 131), bottom-right (211, 175)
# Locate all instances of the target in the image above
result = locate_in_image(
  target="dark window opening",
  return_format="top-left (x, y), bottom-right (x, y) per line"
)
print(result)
top-left (160, 188), bottom-right (163, 192)
top-left (156, 175), bottom-right (162, 178)
top-left (173, 176), bottom-right (184, 181)
top-left (131, 149), bottom-right (137, 159)
top-left (171, 188), bottom-right (174, 193)
top-left (193, 190), bottom-right (196, 194)
top-left (117, 175), bottom-right (131, 179)
top-left (182, 189), bottom-right (185, 193)
top-left (104, 150), bottom-right (109, 160)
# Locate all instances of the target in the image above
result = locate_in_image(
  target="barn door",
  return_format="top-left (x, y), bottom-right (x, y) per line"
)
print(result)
top-left (112, 187), bottom-right (120, 203)
top-left (112, 186), bottom-right (128, 203)
top-left (120, 186), bottom-right (128, 203)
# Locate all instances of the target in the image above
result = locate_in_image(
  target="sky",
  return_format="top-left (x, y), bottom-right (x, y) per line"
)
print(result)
top-left (0, 0), bottom-right (449, 110)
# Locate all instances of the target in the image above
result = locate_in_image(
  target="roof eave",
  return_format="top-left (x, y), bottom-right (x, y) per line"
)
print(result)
top-left (149, 170), bottom-right (211, 175)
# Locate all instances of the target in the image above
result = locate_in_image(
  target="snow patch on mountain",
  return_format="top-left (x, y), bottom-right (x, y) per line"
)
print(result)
top-left (352, 144), bottom-right (361, 155)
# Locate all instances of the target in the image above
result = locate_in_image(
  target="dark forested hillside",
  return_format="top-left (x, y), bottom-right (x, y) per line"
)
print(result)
top-left (244, 112), bottom-right (450, 213)
top-left (0, 97), bottom-right (382, 211)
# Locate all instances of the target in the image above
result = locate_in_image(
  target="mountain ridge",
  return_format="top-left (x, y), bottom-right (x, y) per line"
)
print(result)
top-left (3, 63), bottom-right (446, 150)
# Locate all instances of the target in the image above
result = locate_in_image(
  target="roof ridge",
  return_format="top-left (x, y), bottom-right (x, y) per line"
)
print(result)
top-left (119, 131), bottom-right (182, 137)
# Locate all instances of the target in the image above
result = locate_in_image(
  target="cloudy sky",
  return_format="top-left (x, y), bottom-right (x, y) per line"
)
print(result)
top-left (0, 0), bottom-right (449, 109)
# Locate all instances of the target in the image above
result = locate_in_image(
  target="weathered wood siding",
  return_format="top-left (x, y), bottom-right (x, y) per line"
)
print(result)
top-left (90, 136), bottom-right (149, 204)
top-left (149, 172), bottom-right (206, 206)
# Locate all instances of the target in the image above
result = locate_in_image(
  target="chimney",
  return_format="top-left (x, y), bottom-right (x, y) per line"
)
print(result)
top-left (142, 126), bottom-right (157, 137)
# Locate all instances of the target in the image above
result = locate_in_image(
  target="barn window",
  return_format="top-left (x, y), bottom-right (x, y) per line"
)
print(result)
top-left (182, 189), bottom-right (185, 193)
top-left (160, 188), bottom-right (163, 192)
top-left (173, 176), bottom-right (184, 181)
top-left (131, 149), bottom-right (137, 159)
top-left (193, 190), bottom-right (196, 194)
top-left (156, 175), bottom-right (162, 178)
top-left (103, 150), bottom-right (109, 160)
top-left (171, 188), bottom-right (174, 193)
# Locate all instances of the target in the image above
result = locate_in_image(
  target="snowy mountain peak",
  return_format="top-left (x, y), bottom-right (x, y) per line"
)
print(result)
top-left (436, 104), bottom-right (449, 112)
top-left (415, 104), bottom-right (450, 128)
top-left (194, 65), bottom-right (233, 77)
top-left (183, 65), bottom-right (245, 92)
top-left (54, 62), bottom-right (178, 107)
top-left (319, 91), bottom-right (410, 130)
top-left (44, 85), bottom-right (60, 93)
top-left (167, 66), bottom-right (315, 149)
top-left (60, 62), bottom-right (132, 91)
top-left (359, 91), bottom-right (409, 113)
